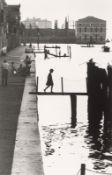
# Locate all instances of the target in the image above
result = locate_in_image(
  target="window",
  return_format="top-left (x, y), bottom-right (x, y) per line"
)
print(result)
top-left (95, 27), bottom-right (97, 32)
top-left (79, 36), bottom-right (81, 41)
top-left (90, 28), bottom-right (93, 32)
top-left (100, 36), bottom-right (103, 41)
top-left (79, 28), bottom-right (81, 32)
top-left (85, 27), bottom-right (87, 32)
top-left (100, 28), bottom-right (103, 32)
top-left (84, 35), bottom-right (87, 40)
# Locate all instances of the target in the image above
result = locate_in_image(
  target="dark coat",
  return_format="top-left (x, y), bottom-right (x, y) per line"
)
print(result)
top-left (46, 73), bottom-right (53, 86)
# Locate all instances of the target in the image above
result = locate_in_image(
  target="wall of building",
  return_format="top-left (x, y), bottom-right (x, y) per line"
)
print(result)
top-left (21, 28), bottom-right (76, 44)
top-left (0, 0), bottom-right (7, 55)
top-left (22, 18), bottom-right (52, 29)
top-left (75, 16), bottom-right (106, 44)
top-left (6, 5), bottom-right (21, 51)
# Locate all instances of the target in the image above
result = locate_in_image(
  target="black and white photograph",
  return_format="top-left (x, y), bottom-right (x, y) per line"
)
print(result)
top-left (0, 0), bottom-right (112, 174)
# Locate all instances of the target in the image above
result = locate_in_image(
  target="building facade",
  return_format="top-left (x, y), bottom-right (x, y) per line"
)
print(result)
top-left (0, 0), bottom-right (7, 55)
top-left (22, 18), bottom-right (52, 29)
top-left (6, 5), bottom-right (21, 51)
top-left (75, 16), bottom-right (106, 44)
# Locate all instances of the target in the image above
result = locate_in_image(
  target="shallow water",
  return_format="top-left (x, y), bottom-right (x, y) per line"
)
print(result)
top-left (35, 43), bottom-right (112, 175)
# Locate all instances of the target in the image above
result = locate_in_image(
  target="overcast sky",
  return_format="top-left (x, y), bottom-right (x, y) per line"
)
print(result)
top-left (6, 0), bottom-right (112, 38)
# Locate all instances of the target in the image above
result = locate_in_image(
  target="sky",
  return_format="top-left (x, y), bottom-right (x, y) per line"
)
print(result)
top-left (6, 0), bottom-right (112, 38)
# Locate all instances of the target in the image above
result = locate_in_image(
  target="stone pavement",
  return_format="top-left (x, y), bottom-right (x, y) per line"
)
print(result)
top-left (11, 59), bottom-right (44, 175)
top-left (0, 46), bottom-right (44, 175)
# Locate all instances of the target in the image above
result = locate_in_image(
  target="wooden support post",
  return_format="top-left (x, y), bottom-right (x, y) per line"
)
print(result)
top-left (55, 46), bottom-right (57, 57)
top-left (80, 164), bottom-right (86, 175)
top-left (36, 76), bottom-right (39, 92)
top-left (61, 77), bottom-right (64, 93)
top-left (69, 46), bottom-right (72, 59)
top-left (70, 95), bottom-right (77, 128)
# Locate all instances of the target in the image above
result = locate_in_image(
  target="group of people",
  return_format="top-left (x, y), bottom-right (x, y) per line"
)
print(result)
top-left (1, 55), bottom-right (32, 86)
top-left (1, 56), bottom-right (55, 92)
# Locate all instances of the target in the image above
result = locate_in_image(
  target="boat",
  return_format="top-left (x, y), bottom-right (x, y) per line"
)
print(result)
top-left (102, 45), bottom-right (110, 52)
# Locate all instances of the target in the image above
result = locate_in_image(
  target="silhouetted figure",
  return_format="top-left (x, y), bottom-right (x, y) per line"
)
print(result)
top-left (17, 64), bottom-right (26, 76)
top-left (29, 42), bottom-right (32, 48)
top-left (1, 59), bottom-right (9, 86)
top-left (11, 62), bottom-right (17, 76)
top-left (44, 49), bottom-right (48, 59)
top-left (44, 69), bottom-right (54, 93)
top-left (59, 50), bottom-right (61, 57)
top-left (34, 51), bottom-right (36, 57)
top-left (24, 55), bottom-right (32, 74)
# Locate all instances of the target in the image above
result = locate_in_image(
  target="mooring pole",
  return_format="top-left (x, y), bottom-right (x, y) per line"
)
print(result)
top-left (69, 46), bottom-right (72, 59)
top-left (61, 77), bottom-right (64, 93)
top-left (55, 46), bottom-right (58, 57)
top-left (70, 94), bottom-right (77, 128)
top-left (80, 164), bottom-right (86, 175)
top-left (36, 76), bottom-right (39, 92)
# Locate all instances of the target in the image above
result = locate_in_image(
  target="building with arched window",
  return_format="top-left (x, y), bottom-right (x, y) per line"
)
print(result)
top-left (75, 16), bottom-right (106, 44)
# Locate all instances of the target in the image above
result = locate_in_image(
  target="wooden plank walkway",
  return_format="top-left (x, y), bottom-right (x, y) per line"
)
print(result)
top-left (29, 92), bottom-right (88, 95)
top-left (11, 58), bottom-right (44, 175)
top-left (47, 52), bottom-right (69, 57)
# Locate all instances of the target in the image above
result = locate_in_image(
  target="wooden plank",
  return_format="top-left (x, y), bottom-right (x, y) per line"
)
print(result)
top-left (29, 92), bottom-right (88, 95)
top-left (47, 52), bottom-right (69, 57)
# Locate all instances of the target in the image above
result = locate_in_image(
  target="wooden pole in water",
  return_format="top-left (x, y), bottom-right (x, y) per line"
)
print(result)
top-left (70, 94), bottom-right (77, 128)
top-left (80, 164), bottom-right (86, 175)
top-left (36, 76), bottom-right (39, 92)
top-left (55, 46), bottom-right (57, 57)
top-left (69, 46), bottom-right (72, 59)
top-left (61, 77), bottom-right (64, 93)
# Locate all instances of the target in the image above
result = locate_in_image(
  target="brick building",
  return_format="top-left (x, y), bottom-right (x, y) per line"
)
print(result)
top-left (75, 16), bottom-right (106, 44)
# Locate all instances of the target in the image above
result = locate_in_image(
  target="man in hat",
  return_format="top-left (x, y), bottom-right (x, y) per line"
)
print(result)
top-left (1, 59), bottom-right (9, 86)
top-left (44, 69), bottom-right (54, 93)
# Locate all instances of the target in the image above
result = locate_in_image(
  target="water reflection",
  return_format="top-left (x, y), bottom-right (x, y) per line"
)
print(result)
top-left (85, 106), bottom-right (112, 172)
top-left (40, 96), bottom-right (112, 175)
top-left (37, 43), bottom-right (112, 175)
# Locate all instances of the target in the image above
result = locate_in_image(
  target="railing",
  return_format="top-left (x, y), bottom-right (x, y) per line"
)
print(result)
top-left (36, 76), bottom-right (87, 95)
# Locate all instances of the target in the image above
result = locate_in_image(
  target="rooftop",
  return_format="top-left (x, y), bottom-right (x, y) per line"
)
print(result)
top-left (77, 16), bottom-right (106, 23)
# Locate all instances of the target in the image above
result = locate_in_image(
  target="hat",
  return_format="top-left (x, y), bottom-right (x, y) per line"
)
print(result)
top-left (49, 69), bottom-right (54, 72)
top-left (89, 58), bottom-right (93, 62)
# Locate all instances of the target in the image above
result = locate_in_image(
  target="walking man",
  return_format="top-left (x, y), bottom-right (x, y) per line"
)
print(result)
top-left (1, 59), bottom-right (9, 86)
top-left (44, 69), bottom-right (54, 93)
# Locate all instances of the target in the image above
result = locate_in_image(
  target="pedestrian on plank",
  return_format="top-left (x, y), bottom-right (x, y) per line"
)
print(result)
top-left (44, 69), bottom-right (54, 93)
top-left (1, 59), bottom-right (9, 86)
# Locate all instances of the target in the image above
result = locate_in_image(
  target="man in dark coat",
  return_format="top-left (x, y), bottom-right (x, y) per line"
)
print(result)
top-left (1, 59), bottom-right (9, 86)
top-left (44, 69), bottom-right (54, 92)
